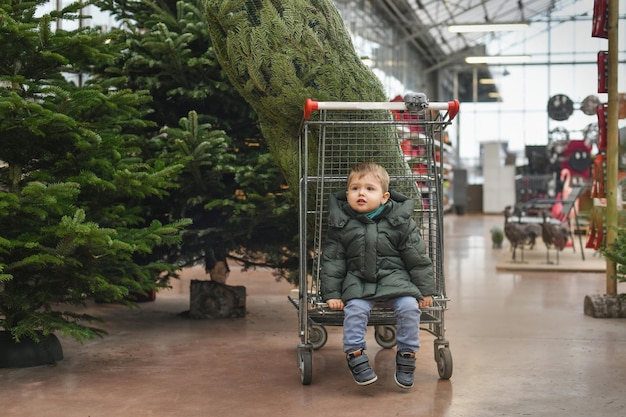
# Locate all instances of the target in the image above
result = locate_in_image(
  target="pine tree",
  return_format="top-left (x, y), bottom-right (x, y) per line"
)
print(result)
top-left (0, 0), bottom-right (190, 343)
top-left (95, 0), bottom-right (300, 279)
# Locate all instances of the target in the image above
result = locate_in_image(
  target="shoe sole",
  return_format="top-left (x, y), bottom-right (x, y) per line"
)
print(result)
top-left (394, 374), bottom-right (413, 389)
top-left (355, 375), bottom-right (378, 386)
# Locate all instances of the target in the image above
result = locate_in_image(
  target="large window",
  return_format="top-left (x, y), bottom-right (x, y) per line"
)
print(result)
top-left (334, 0), bottom-right (436, 100)
top-left (456, 3), bottom-right (625, 169)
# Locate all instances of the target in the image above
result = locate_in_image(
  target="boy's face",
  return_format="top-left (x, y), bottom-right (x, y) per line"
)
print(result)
top-left (346, 173), bottom-right (390, 213)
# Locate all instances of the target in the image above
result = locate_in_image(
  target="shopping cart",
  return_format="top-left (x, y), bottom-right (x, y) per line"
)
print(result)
top-left (290, 94), bottom-right (459, 385)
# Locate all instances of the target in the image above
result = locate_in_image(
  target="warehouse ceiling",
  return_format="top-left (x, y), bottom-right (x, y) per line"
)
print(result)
top-left (375, 0), bottom-right (584, 102)
top-left (378, 0), bottom-right (581, 70)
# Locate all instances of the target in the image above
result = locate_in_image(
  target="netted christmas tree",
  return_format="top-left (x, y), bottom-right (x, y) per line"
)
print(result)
top-left (204, 0), bottom-right (398, 190)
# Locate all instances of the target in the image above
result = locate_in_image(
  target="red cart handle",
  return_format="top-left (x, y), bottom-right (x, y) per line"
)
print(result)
top-left (304, 98), bottom-right (460, 121)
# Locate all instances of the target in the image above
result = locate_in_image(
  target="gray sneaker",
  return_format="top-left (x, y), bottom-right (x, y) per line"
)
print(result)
top-left (346, 349), bottom-right (378, 386)
top-left (395, 351), bottom-right (416, 389)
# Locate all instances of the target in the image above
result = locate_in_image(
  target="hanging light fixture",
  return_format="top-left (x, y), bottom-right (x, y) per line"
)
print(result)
top-left (448, 22), bottom-right (530, 33)
top-left (465, 55), bottom-right (531, 65)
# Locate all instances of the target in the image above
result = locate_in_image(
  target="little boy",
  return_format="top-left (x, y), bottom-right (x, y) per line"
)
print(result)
top-left (321, 161), bottom-right (435, 388)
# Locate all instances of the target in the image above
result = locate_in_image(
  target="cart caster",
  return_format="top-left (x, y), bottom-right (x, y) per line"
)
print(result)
top-left (374, 325), bottom-right (397, 349)
top-left (297, 345), bottom-right (313, 385)
top-left (309, 324), bottom-right (328, 350)
top-left (436, 346), bottom-right (453, 380)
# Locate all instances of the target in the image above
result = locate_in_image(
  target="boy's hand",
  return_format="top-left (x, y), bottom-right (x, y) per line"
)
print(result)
top-left (326, 299), bottom-right (345, 310)
top-left (419, 296), bottom-right (433, 309)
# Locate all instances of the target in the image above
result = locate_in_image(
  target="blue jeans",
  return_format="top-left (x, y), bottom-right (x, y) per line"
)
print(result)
top-left (343, 296), bottom-right (421, 353)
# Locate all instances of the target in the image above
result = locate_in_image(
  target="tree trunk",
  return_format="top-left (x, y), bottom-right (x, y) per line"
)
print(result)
top-left (205, 0), bottom-right (393, 190)
top-left (584, 294), bottom-right (626, 318)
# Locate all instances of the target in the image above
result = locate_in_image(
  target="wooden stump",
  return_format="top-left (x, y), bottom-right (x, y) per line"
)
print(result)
top-left (189, 280), bottom-right (246, 319)
top-left (584, 294), bottom-right (626, 318)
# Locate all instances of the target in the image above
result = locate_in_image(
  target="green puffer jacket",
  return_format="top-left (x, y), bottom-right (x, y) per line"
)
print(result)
top-left (321, 190), bottom-right (436, 303)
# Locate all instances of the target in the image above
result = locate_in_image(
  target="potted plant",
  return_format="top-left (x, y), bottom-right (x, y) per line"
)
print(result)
top-left (491, 226), bottom-right (505, 249)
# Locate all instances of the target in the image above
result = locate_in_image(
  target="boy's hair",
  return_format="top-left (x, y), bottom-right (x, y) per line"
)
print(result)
top-left (347, 162), bottom-right (390, 192)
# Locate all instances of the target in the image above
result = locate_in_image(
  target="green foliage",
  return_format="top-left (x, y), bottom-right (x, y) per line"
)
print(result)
top-left (490, 226), bottom-right (504, 243)
top-left (95, 0), bottom-right (300, 278)
top-left (600, 222), bottom-right (626, 295)
top-left (0, 0), bottom-right (190, 342)
top-left (204, 0), bottom-right (388, 190)
top-left (95, 0), bottom-right (258, 133)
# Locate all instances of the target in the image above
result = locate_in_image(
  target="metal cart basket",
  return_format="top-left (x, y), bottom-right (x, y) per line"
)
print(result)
top-left (291, 94), bottom-right (459, 385)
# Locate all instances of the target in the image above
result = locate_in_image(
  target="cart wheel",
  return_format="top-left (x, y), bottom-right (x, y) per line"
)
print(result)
top-left (374, 325), bottom-right (397, 349)
top-left (436, 347), bottom-right (453, 380)
top-left (297, 346), bottom-right (313, 385)
top-left (309, 324), bottom-right (328, 350)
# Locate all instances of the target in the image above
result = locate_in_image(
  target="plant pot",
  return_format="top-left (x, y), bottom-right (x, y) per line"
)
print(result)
top-left (0, 331), bottom-right (63, 368)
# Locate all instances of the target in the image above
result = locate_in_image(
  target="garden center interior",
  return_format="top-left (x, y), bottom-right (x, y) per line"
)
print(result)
top-left (334, 0), bottom-right (625, 215)
top-left (1, 1), bottom-right (625, 416)
top-left (50, 0), bottom-right (626, 220)
top-left (333, 1), bottom-right (625, 272)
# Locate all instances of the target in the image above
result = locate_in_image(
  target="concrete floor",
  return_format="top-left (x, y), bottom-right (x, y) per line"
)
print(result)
top-left (1, 214), bottom-right (625, 417)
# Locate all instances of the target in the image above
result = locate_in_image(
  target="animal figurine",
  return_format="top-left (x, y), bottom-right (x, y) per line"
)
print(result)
top-left (504, 206), bottom-right (531, 262)
top-left (521, 223), bottom-right (542, 249)
top-left (541, 211), bottom-right (569, 264)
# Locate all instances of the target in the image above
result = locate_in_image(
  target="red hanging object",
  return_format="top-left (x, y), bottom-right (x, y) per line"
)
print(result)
top-left (592, 0), bottom-right (609, 38)
top-left (597, 51), bottom-right (609, 93)
top-left (596, 102), bottom-right (608, 151)
top-left (591, 154), bottom-right (607, 198)
top-left (586, 212), bottom-right (596, 249)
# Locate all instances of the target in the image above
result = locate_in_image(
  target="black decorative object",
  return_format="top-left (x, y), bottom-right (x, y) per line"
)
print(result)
top-left (547, 94), bottom-right (574, 121)
top-left (0, 331), bottom-right (63, 368)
